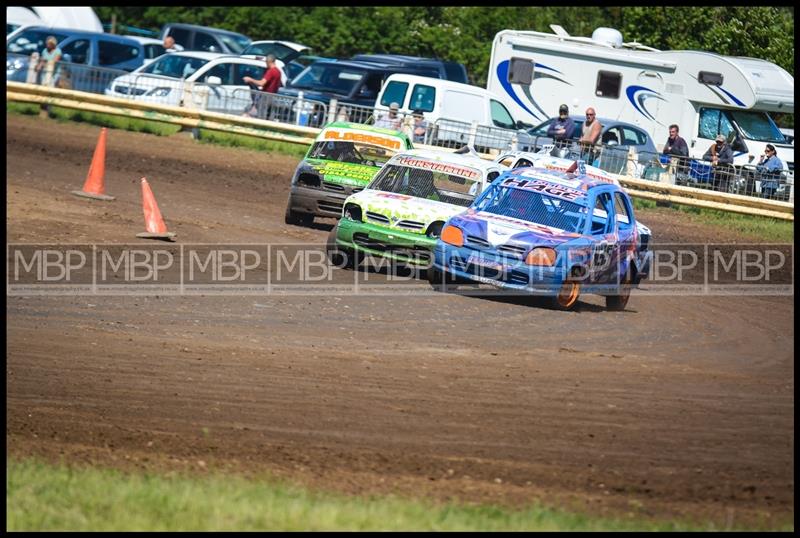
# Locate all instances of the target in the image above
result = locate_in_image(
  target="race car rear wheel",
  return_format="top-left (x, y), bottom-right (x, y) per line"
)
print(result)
top-left (550, 279), bottom-right (581, 311)
top-left (326, 226), bottom-right (362, 269)
top-left (606, 268), bottom-right (632, 312)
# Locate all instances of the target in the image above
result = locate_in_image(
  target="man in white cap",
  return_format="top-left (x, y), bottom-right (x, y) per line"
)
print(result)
top-left (703, 133), bottom-right (735, 192)
top-left (374, 102), bottom-right (402, 130)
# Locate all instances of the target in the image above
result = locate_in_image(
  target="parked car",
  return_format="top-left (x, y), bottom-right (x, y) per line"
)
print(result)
top-left (327, 148), bottom-right (508, 268)
top-left (429, 164), bottom-right (651, 311)
top-left (351, 54), bottom-right (468, 84)
top-left (7, 27), bottom-right (145, 92)
top-left (160, 23), bottom-right (251, 55)
top-left (285, 121), bottom-right (414, 226)
top-left (374, 73), bottom-right (536, 153)
top-left (105, 51), bottom-right (269, 115)
top-left (126, 36), bottom-right (174, 63)
top-left (240, 39), bottom-right (319, 83)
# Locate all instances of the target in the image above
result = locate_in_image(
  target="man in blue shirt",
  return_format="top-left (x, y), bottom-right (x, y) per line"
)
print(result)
top-left (547, 104), bottom-right (576, 148)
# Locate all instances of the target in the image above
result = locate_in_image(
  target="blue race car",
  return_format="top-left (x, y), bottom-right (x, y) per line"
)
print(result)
top-left (428, 162), bottom-right (651, 311)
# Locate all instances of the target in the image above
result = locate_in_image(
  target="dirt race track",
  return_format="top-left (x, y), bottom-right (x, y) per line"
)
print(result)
top-left (6, 114), bottom-right (794, 528)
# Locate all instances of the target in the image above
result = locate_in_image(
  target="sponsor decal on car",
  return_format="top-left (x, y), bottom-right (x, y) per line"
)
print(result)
top-left (319, 128), bottom-right (403, 151)
top-left (500, 176), bottom-right (586, 202)
top-left (395, 156), bottom-right (481, 180)
top-left (315, 161), bottom-right (377, 184)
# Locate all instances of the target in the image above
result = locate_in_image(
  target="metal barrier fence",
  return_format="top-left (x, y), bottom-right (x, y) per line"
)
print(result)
top-left (7, 52), bottom-right (127, 95)
top-left (8, 56), bottom-right (793, 203)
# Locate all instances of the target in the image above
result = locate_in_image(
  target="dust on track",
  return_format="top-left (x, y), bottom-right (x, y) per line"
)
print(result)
top-left (6, 114), bottom-right (794, 528)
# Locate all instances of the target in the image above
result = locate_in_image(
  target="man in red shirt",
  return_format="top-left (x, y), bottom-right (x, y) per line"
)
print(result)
top-left (243, 55), bottom-right (283, 118)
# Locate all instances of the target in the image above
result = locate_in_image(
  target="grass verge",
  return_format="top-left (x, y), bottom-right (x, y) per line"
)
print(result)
top-left (46, 105), bottom-right (182, 136)
top-left (194, 128), bottom-right (308, 159)
top-left (633, 198), bottom-right (794, 243)
top-left (7, 458), bottom-right (780, 532)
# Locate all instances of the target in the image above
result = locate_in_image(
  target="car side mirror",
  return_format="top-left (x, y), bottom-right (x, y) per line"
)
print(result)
top-left (206, 75), bottom-right (222, 85)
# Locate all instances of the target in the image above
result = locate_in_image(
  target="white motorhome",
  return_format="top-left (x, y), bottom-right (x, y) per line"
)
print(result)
top-left (6, 6), bottom-right (103, 34)
top-left (488, 26), bottom-right (794, 173)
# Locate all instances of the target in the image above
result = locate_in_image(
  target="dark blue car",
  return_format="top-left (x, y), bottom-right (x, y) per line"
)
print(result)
top-left (429, 163), bottom-right (652, 311)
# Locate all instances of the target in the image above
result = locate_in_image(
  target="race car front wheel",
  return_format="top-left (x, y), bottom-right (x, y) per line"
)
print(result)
top-left (550, 278), bottom-right (581, 311)
top-left (285, 203), bottom-right (314, 227)
top-left (326, 226), bottom-right (362, 270)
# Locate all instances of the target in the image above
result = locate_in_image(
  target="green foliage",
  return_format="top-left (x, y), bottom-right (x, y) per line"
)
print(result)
top-left (9, 458), bottom-right (785, 531)
top-left (95, 7), bottom-right (794, 87)
top-left (45, 105), bottom-right (182, 136)
top-left (195, 129), bottom-right (308, 158)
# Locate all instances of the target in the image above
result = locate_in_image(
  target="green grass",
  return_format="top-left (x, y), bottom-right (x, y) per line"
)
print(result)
top-left (46, 105), bottom-right (182, 136)
top-left (633, 198), bottom-right (794, 243)
top-left (194, 128), bottom-right (308, 159)
top-left (6, 101), bottom-right (41, 115)
top-left (7, 458), bottom-right (784, 532)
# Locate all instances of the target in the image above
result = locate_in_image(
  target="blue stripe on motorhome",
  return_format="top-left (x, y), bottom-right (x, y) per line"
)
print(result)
top-left (497, 60), bottom-right (540, 120)
top-left (717, 86), bottom-right (746, 107)
top-left (626, 85), bottom-right (665, 121)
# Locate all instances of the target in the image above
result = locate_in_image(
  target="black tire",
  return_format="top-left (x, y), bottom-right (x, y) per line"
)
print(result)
top-left (285, 204), bottom-right (313, 227)
top-left (427, 266), bottom-right (457, 292)
top-left (549, 278), bottom-right (581, 311)
top-left (326, 226), bottom-right (361, 269)
top-left (606, 268), bottom-right (632, 312)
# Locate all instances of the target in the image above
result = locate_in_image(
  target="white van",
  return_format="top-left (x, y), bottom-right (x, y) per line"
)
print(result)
top-left (373, 74), bottom-right (535, 153)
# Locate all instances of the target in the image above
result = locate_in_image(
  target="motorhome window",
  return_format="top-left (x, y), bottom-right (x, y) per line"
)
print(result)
top-left (490, 100), bottom-right (516, 129)
top-left (410, 84), bottom-right (436, 112)
top-left (166, 28), bottom-right (191, 48)
top-left (698, 108), bottom-right (734, 140)
top-left (729, 111), bottom-right (786, 144)
top-left (141, 55), bottom-right (209, 78)
top-left (7, 30), bottom-right (69, 54)
top-left (380, 81), bottom-right (409, 108)
top-left (98, 40), bottom-right (140, 66)
top-left (61, 39), bottom-right (90, 65)
top-left (596, 71), bottom-right (622, 99)
top-left (698, 71), bottom-right (723, 86)
top-left (195, 32), bottom-right (221, 53)
top-left (508, 57), bottom-right (533, 85)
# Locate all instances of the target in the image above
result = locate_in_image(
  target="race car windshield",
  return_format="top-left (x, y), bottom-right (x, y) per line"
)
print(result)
top-left (474, 184), bottom-right (586, 233)
top-left (369, 164), bottom-right (481, 206)
top-left (309, 141), bottom-right (393, 167)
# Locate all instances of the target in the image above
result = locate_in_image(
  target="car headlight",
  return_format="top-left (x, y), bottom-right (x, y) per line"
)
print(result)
top-left (148, 87), bottom-right (172, 97)
top-left (296, 172), bottom-right (321, 188)
top-left (441, 225), bottom-right (464, 247)
top-left (343, 203), bottom-right (362, 222)
top-left (525, 247), bottom-right (557, 266)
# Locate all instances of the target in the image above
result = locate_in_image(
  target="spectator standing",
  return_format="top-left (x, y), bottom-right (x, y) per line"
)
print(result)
top-left (411, 109), bottom-right (428, 143)
top-left (242, 54), bottom-right (283, 118)
top-left (702, 134), bottom-right (735, 192)
top-left (36, 36), bottom-right (62, 85)
top-left (546, 104), bottom-right (576, 147)
top-left (374, 102), bottom-right (402, 130)
top-left (578, 107), bottom-right (602, 161)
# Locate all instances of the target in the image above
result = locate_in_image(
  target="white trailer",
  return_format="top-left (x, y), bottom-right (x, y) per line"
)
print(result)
top-left (487, 26), bottom-right (794, 173)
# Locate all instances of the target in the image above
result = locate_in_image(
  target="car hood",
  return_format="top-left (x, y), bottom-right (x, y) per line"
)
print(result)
top-left (302, 158), bottom-right (380, 187)
top-left (110, 73), bottom-right (182, 89)
top-left (449, 210), bottom-right (585, 249)
top-left (345, 190), bottom-right (470, 231)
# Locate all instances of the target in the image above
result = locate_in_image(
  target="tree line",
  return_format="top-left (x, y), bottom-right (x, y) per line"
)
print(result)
top-left (97, 6), bottom-right (794, 124)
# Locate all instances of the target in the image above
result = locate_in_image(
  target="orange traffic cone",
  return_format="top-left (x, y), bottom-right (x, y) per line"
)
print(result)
top-left (71, 128), bottom-right (115, 201)
top-left (136, 177), bottom-right (176, 241)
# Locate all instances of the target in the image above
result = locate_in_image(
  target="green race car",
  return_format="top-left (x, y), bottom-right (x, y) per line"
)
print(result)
top-left (328, 149), bottom-right (508, 267)
top-left (284, 122), bottom-right (413, 226)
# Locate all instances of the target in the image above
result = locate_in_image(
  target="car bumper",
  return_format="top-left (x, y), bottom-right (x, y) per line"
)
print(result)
top-left (432, 242), bottom-right (568, 294)
top-left (287, 185), bottom-right (348, 219)
top-left (336, 218), bottom-right (435, 266)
